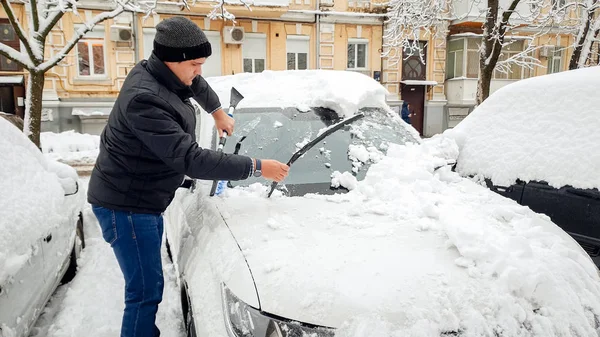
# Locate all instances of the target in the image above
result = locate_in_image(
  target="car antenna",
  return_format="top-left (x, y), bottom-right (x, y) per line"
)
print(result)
top-left (267, 112), bottom-right (365, 198)
top-left (210, 87), bottom-right (245, 196)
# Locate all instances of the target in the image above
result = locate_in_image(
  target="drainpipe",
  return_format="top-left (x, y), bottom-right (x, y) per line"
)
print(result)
top-left (316, 0), bottom-right (320, 69)
top-left (132, 9), bottom-right (141, 61)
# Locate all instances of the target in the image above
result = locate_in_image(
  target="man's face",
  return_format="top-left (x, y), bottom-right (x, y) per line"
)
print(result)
top-left (165, 57), bottom-right (206, 86)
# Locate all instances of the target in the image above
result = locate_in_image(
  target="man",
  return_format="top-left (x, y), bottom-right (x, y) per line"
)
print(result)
top-left (87, 16), bottom-right (289, 337)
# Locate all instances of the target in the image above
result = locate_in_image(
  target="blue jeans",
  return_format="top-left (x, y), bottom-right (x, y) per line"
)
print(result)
top-left (92, 205), bottom-right (164, 337)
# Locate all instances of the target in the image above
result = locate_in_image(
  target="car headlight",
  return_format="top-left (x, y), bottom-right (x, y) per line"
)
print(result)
top-left (222, 284), bottom-right (335, 337)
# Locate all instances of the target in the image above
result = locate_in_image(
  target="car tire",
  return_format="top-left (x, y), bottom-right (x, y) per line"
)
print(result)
top-left (181, 286), bottom-right (197, 337)
top-left (60, 213), bottom-right (85, 284)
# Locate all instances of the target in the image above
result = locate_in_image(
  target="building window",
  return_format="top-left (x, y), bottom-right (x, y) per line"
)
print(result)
top-left (493, 40), bottom-right (527, 80)
top-left (0, 22), bottom-right (19, 71)
top-left (243, 33), bottom-right (267, 73)
top-left (548, 48), bottom-right (563, 74)
top-left (552, 0), bottom-right (566, 10)
top-left (447, 37), bottom-right (530, 80)
top-left (142, 28), bottom-right (156, 60)
top-left (347, 39), bottom-right (368, 69)
top-left (287, 36), bottom-right (309, 70)
top-left (75, 24), bottom-right (106, 77)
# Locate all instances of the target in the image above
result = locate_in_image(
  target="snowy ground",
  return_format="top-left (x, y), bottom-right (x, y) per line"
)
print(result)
top-left (28, 178), bottom-right (185, 337)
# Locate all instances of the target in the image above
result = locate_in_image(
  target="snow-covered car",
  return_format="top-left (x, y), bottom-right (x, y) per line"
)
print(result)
top-left (164, 70), bottom-right (600, 337)
top-left (0, 118), bottom-right (85, 337)
top-left (446, 67), bottom-right (600, 268)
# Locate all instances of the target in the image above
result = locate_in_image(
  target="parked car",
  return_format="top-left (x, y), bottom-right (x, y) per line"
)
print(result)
top-left (0, 118), bottom-right (85, 337)
top-left (447, 66), bottom-right (600, 268)
top-left (164, 70), bottom-right (600, 337)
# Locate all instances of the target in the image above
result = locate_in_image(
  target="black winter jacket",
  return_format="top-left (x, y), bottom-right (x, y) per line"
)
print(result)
top-left (88, 53), bottom-right (252, 214)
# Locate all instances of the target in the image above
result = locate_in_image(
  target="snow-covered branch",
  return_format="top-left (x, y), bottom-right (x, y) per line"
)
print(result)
top-left (383, 0), bottom-right (451, 64)
top-left (38, 6), bottom-right (129, 72)
top-left (0, 43), bottom-right (34, 69)
top-left (0, 0), bottom-right (38, 64)
top-left (207, 0), bottom-right (253, 21)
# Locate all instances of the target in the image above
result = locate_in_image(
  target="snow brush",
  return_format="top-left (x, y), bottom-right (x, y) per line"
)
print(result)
top-left (210, 87), bottom-right (245, 197)
top-left (267, 113), bottom-right (365, 198)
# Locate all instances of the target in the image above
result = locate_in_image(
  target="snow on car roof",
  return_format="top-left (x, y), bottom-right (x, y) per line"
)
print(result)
top-left (205, 70), bottom-right (390, 117)
top-left (0, 119), bottom-right (71, 284)
top-left (446, 66), bottom-right (600, 190)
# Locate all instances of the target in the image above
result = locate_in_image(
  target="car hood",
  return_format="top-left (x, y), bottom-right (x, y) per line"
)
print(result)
top-left (215, 191), bottom-right (600, 331)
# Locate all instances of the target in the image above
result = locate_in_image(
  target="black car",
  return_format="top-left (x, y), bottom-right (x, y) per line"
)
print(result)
top-left (447, 67), bottom-right (600, 268)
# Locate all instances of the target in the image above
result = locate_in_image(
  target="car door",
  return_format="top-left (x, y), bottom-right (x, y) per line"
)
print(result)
top-left (520, 181), bottom-right (600, 266)
top-left (0, 237), bottom-right (48, 337)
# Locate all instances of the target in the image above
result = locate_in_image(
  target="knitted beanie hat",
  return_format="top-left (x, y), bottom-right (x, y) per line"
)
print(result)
top-left (153, 17), bottom-right (212, 62)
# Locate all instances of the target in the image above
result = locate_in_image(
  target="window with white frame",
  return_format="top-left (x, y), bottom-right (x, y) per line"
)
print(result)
top-left (142, 28), bottom-right (156, 60)
top-left (243, 33), bottom-right (267, 73)
top-left (347, 39), bottom-right (368, 69)
top-left (493, 40), bottom-right (526, 80)
top-left (547, 48), bottom-right (563, 74)
top-left (287, 36), bottom-right (309, 70)
top-left (75, 24), bottom-right (106, 77)
top-left (446, 37), bottom-right (531, 80)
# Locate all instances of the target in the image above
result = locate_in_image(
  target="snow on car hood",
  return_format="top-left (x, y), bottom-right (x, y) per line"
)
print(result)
top-left (205, 70), bottom-right (390, 118)
top-left (445, 66), bottom-right (600, 190)
top-left (216, 137), bottom-right (600, 336)
top-left (0, 119), bottom-right (81, 285)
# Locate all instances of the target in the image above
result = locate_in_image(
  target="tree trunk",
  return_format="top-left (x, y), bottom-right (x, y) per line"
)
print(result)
top-left (569, 11), bottom-right (592, 70)
top-left (24, 70), bottom-right (45, 148)
top-left (477, 65), bottom-right (494, 105)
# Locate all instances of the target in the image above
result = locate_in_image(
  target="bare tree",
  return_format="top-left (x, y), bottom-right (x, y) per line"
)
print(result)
top-left (0, 0), bottom-right (249, 147)
top-left (568, 0), bottom-right (600, 69)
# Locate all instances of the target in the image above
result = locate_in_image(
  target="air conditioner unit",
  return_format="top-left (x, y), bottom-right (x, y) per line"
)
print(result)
top-left (540, 45), bottom-right (555, 58)
top-left (110, 26), bottom-right (132, 42)
top-left (223, 27), bottom-right (245, 44)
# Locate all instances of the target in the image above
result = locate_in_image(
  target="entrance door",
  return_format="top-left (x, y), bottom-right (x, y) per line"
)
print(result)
top-left (401, 85), bottom-right (425, 135)
top-left (401, 41), bottom-right (427, 136)
top-left (0, 86), bottom-right (15, 114)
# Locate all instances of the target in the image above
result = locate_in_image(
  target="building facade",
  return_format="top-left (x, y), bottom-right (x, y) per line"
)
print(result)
top-left (0, 0), bottom-right (596, 138)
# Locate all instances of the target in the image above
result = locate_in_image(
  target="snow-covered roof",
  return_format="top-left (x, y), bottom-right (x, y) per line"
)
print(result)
top-left (445, 66), bottom-right (600, 190)
top-left (205, 70), bottom-right (390, 118)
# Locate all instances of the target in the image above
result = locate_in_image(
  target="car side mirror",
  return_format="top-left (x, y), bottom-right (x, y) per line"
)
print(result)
top-left (62, 178), bottom-right (79, 196)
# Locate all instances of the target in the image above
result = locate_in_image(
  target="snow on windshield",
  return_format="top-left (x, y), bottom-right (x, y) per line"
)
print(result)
top-left (205, 70), bottom-right (390, 118)
top-left (0, 119), bottom-right (67, 284)
top-left (220, 134), bottom-right (600, 335)
top-left (445, 66), bottom-right (600, 190)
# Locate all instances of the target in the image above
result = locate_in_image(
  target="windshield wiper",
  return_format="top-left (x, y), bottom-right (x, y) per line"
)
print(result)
top-left (267, 113), bottom-right (365, 197)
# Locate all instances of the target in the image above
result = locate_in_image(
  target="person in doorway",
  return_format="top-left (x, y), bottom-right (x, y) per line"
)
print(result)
top-left (87, 16), bottom-right (289, 337)
top-left (400, 101), bottom-right (412, 124)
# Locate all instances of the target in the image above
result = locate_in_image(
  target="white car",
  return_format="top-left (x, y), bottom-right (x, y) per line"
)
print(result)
top-left (164, 70), bottom-right (600, 337)
top-left (0, 117), bottom-right (85, 337)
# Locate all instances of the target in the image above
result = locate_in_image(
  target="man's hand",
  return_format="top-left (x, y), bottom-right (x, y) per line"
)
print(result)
top-left (212, 109), bottom-right (234, 137)
top-left (259, 159), bottom-right (290, 182)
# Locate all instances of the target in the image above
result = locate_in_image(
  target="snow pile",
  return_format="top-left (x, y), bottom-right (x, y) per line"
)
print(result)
top-left (0, 119), bottom-right (66, 284)
top-left (331, 171), bottom-right (358, 190)
top-left (41, 130), bottom-right (100, 165)
top-left (219, 136), bottom-right (600, 335)
top-left (446, 66), bottom-right (600, 189)
top-left (206, 70), bottom-right (390, 117)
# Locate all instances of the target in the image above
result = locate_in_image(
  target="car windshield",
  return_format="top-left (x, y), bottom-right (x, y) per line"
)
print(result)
top-left (220, 106), bottom-right (417, 196)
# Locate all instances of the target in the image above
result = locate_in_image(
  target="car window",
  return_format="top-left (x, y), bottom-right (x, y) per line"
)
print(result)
top-left (216, 107), bottom-right (416, 196)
